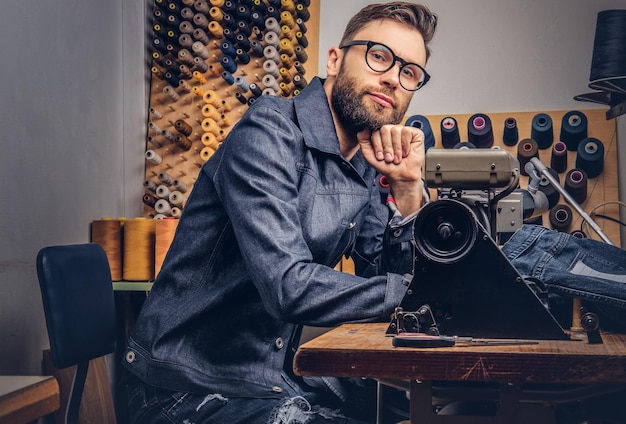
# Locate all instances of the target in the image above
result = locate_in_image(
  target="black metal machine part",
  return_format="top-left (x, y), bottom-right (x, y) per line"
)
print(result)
top-left (387, 198), bottom-right (569, 340)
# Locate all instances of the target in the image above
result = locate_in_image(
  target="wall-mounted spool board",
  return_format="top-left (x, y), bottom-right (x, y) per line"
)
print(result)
top-left (143, 0), bottom-right (319, 219)
top-left (416, 109), bottom-right (621, 247)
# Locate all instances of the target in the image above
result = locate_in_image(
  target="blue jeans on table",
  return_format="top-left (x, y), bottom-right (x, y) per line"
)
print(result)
top-left (126, 375), bottom-right (375, 424)
top-left (502, 224), bottom-right (626, 329)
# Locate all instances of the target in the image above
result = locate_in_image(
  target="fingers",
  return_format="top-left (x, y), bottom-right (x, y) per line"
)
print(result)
top-left (363, 125), bottom-right (424, 164)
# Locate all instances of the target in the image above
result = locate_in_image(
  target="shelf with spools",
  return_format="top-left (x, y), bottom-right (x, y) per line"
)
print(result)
top-left (142, 0), bottom-right (320, 219)
top-left (404, 109), bottom-right (622, 247)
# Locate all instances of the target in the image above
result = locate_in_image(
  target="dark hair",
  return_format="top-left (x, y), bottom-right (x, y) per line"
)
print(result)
top-left (340, 2), bottom-right (437, 61)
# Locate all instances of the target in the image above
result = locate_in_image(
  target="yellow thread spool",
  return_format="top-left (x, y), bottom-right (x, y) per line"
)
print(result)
top-left (202, 132), bottom-right (219, 148)
top-left (209, 7), bottom-right (223, 21)
top-left (193, 71), bottom-right (207, 85)
top-left (280, 11), bottom-right (295, 28)
top-left (280, 0), bottom-right (295, 13)
top-left (208, 21), bottom-right (224, 38)
top-left (203, 89), bottom-right (223, 107)
top-left (192, 86), bottom-right (205, 97)
top-left (200, 146), bottom-right (216, 162)
top-left (123, 218), bottom-right (156, 281)
top-left (154, 217), bottom-right (179, 277)
top-left (201, 103), bottom-right (221, 120)
top-left (91, 218), bottom-right (123, 281)
top-left (202, 117), bottom-right (220, 135)
top-left (279, 38), bottom-right (294, 55)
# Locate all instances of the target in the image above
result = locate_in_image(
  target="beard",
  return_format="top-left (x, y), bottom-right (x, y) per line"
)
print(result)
top-left (330, 71), bottom-right (408, 133)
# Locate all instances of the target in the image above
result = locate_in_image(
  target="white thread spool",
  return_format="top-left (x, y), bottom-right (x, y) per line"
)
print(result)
top-left (263, 45), bottom-right (280, 63)
top-left (263, 31), bottom-right (280, 47)
top-left (156, 184), bottom-right (171, 199)
top-left (263, 60), bottom-right (280, 78)
top-left (169, 191), bottom-right (185, 207)
top-left (155, 199), bottom-right (172, 216)
top-left (265, 17), bottom-right (280, 33)
top-left (262, 74), bottom-right (279, 92)
top-left (145, 150), bottom-right (163, 165)
top-left (171, 207), bottom-right (182, 218)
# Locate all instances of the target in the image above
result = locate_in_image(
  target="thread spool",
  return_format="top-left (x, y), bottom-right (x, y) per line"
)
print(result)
top-left (560, 111), bottom-right (588, 151)
top-left (202, 103), bottom-right (221, 120)
top-left (404, 115), bottom-right (435, 150)
top-left (91, 218), bottom-right (123, 281)
top-left (172, 179), bottom-right (188, 193)
top-left (531, 113), bottom-right (554, 149)
top-left (549, 204), bottom-right (573, 232)
top-left (453, 142), bottom-right (476, 149)
top-left (158, 171), bottom-right (174, 185)
top-left (155, 217), bottom-right (179, 277)
top-left (550, 141), bottom-right (568, 173)
top-left (143, 193), bottom-right (159, 209)
top-left (174, 119), bottom-right (193, 136)
top-left (202, 132), bottom-right (219, 148)
top-left (538, 168), bottom-right (561, 208)
top-left (588, 10), bottom-right (626, 94)
top-left (123, 218), bottom-right (156, 281)
top-left (144, 179), bottom-right (158, 192)
top-left (575, 137), bottom-right (605, 178)
top-left (564, 169), bottom-right (588, 204)
top-left (155, 199), bottom-right (172, 216)
top-left (517, 138), bottom-right (539, 176)
top-left (145, 150), bottom-right (162, 165)
top-left (170, 207), bottom-right (182, 218)
top-left (502, 117), bottom-right (518, 146)
top-left (467, 113), bottom-right (493, 148)
top-left (263, 59), bottom-right (280, 77)
top-left (203, 90), bottom-right (222, 107)
top-left (200, 146), bottom-right (216, 161)
top-left (156, 184), bottom-right (171, 199)
top-left (440, 117), bottom-right (460, 149)
top-left (174, 135), bottom-right (193, 151)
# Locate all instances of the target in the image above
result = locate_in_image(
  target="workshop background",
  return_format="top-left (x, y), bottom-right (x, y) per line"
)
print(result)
top-left (0, 0), bottom-right (625, 380)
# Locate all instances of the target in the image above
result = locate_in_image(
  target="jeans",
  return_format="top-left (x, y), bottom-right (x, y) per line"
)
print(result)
top-left (502, 224), bottom-right (626, 329)
top-left (126, 375), bottom-right (375, 424)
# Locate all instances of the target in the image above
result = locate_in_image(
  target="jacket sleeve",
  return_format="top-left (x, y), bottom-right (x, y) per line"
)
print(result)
top-left (212, 104), bottom-right (409, 327)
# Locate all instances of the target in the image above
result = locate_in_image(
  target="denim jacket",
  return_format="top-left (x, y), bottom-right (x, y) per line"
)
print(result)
top-left (123, 77), bottom-right (416, 400)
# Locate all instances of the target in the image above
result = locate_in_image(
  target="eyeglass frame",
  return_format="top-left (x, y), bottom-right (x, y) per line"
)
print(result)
top-left (338, 40), bottom-right (431, 91)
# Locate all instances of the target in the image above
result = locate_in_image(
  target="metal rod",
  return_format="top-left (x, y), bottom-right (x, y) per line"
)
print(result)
top-left (529, 157), bottom-right (613, 245)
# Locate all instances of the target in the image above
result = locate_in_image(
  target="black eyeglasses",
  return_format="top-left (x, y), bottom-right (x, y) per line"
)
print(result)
top-left (339, 40), bottom-right (430, 91)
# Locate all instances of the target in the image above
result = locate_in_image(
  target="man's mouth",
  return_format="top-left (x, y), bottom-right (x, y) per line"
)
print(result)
top-left (368, 92), bottom-right (395, 109)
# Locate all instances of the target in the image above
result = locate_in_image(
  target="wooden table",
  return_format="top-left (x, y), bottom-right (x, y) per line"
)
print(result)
top-left (0, 375), bottom-right (59, 424)
top-left (293, 323), bottom-right (626, 423)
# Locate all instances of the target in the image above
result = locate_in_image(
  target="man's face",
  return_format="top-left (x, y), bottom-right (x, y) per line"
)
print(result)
top-left (330, 19), bottom-right (427, 133)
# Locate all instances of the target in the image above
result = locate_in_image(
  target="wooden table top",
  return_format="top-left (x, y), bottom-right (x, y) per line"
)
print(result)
top-left (0, 375), bottom-right (60, 424)
top-left (293, 323), bottom-right (626, 385)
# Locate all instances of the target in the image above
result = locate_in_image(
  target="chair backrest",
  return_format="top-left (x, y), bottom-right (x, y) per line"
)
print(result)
top-left (37, 243), bottom-right (117, 369)
top-left (37, 243), bottom-right (117, 424)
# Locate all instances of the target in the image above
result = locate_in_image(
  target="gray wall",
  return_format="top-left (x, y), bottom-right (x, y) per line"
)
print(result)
top-left (0, 0), bottom-right (624, 377)
top-left (0, 0), bottom-right (147, 375)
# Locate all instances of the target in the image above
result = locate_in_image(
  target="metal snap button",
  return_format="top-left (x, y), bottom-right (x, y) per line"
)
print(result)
top-left (125, 351), bottom-right (136, 363)
top-left (275, 338), bottom-right (284, 349)
top-left (272, 386), bottom-right (283, 393)
top-left (348, 222), bottom-right (356, 229)
top-left (393, 228), bottom-right (403, 237)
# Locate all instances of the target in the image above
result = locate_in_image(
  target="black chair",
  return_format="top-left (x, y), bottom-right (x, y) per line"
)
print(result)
top-left (37, 243), bottom-right (117, 424)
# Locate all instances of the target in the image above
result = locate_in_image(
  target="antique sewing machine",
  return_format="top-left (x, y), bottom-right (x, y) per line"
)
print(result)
top-left (386, 148), bottom-right (571, 340)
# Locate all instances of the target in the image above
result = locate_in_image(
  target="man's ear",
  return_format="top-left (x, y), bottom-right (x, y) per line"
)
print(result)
top-left (326, 46), bottom-right (342, 78)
